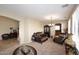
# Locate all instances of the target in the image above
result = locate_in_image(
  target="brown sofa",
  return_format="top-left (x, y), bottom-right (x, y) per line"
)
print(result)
top-left (31, 32), bottom-right (48, 44)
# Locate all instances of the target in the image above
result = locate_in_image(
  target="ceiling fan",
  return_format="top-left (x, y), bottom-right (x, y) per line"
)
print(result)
top-left (62, 4), bottom-right (69, 8)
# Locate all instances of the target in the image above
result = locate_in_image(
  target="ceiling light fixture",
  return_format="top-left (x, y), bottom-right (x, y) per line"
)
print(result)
top-left (45, 15), bottom-right (59, 26)
top-left (45, 15), bottom-right (60, 26)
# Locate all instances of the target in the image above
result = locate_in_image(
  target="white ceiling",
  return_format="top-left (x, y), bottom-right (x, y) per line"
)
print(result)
top-left (0, 4), bottom-right (77, 22)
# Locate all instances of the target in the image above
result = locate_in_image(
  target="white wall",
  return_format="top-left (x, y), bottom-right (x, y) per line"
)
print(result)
top-left (28, 19), bottom-right (44, 42)
top-left (61, 21), bottom-right (68, 33)
top-left (50, 25), bottom-right (55, 38)
top-left (0, 16), bottom-right (19, 40)
top-left (19, 19), bottom-right (25, 44)
top-left (19, 19), bottom-right (44, 44)
top-left (68, 17), bottom-right (72, 34)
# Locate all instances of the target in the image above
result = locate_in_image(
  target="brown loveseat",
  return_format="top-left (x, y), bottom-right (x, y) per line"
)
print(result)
top-left (53, 33), bottom-right (68, 44)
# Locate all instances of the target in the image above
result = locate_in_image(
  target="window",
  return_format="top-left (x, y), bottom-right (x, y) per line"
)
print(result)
top-left (68, 19), bottom-right (71, 34)
top-left (55, 24), bottom-right (61, 31)
top-left (55, 26), bottom-right (60, 30)
top-left (72, 6), bottom-right (79, 51)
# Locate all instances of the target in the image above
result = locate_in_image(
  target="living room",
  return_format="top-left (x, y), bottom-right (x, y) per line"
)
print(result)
top-left (0, 4), bottom-right (79, 55)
